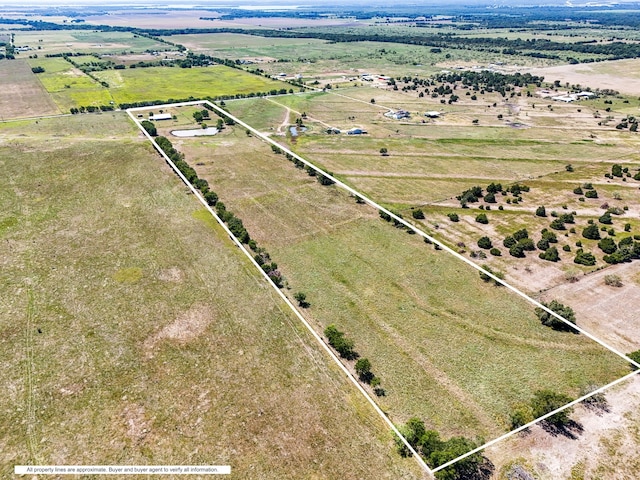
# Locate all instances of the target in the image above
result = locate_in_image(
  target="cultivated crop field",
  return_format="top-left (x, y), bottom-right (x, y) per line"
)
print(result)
top-left (0, 59), bottom-right (59, 119)
top-left (155, 109), bottom-right (630, 462)
top-left (0, 113), bottom-right (423, 479)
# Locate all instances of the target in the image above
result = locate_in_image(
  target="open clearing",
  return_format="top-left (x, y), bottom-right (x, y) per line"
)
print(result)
top-left (0, 59), bottom-right (60, 119)
top-left (0, 113), bottom-right (424, 479)
top-left (157, 109), bottom-right (630, 463)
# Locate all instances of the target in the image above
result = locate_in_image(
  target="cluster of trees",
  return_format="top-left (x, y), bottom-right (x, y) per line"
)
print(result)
top-left (395, 418), bottom-right (489, 478)
top-left (31, 66), bottom-right (45, 74)
top-left (435, 70), bottom-right (544, 93)
top-left (535, 300), bottom-right (577, 332)
top-left (323, 324), bottom-right (384, 395)
top-left (456, 182), bottom-right (527, 208)
top-left (510, 389), bottom-right (574, 431)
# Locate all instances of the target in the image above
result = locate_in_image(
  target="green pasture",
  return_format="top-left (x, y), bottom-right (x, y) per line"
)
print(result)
top-left (0, 114), bottom-right (421, 480)
top-left (93, 65), bottom-right (286, 104)
top-left (177, 124), bottom-right (629, 447)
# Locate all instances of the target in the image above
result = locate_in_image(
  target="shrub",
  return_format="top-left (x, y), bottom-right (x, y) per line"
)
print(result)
top-left (535, 206), bottom-right (546, 217)
top-left (599, 212), bottom-right (613, 224)
top-left (573, 187), bottom-right (583, 195)
top-left (490, 247), bottom-right (501, 256)
top-left (550, 219), bottom-right (565, 230)
top-left (513, 228), bottom-right (529, 241)
top-left (379, 210), bottom-right (391, 222)
top-left (477, 236), bottom-right (493, 249)
top-left (563, 245), bottom-right (571, 252)
top-left (475, 213), bottom-right (488, 224)
top-left (536, 238), bottom-right (550, 251)
top-left (604, 274), bottom-right (623, 287)
top-left (625, 223), bottom-right (632, 232)
top-left (582, 224), bottom-right (601, 240)
top-left (585, 189), bottom-right (598, 199)
top-left (574, 249), bottom-right (596, 266)
top-left (294, 292), bottom-right (309, 307)
top-left (535, 300), bottom-right (577, 332)
top-left (539, 246), bottom-right (559, 262)
top-left (204, 191), bottom-right (218, 206)
top-left (519, 238), bottom-right (536, 251)
top-left (629, 350), bottom-right (640, 370)
top-left (598, 237), bottom-right (617, 254)
top-left (447, 213), bottom-right (459, 222)
top-left (412, 209), bottom-right (425, 219)
top-left (503, 236), bottom-right (517, 248)
top-left (509, 243), bottom-right (525, 258)
top-left (531, 390), bottom-right (574, 428)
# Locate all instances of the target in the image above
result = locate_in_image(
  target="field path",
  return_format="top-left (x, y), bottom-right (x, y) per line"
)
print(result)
top-left (266, 96), bottom-right (333, 129)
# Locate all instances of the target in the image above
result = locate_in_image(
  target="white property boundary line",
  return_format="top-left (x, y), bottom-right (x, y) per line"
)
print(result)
top-left (128, 99), bottom-right (640, 474)
top-left (125, 103), bottom-right (434, 478)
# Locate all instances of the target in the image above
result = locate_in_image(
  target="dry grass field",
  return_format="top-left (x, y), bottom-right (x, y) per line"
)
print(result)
top-left (0, 113), bottom-right (425, 480)
top-left (156, 111), bottom-right (630, 460)
top-left (0, 59), bottom-right (60, 119)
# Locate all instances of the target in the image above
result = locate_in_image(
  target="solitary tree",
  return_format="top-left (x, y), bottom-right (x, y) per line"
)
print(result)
top-left (355, 358), bottom-right (373, 382)
top-left (380, 147), bottom-right (388, 156)
top-left (531, 389), bottom-right (574, 428)
top-left (294, 292), bottom-right (309, 308)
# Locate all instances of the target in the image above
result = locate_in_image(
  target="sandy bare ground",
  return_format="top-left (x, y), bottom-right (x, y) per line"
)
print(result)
top-left (540, 262), bottom-right (640, 353)
top-left (526, 59), bottom-right (640, 96)
top-left (487, 374), bottom-right (640, 479)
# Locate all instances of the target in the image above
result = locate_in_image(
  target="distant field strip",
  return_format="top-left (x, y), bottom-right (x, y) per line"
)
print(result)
top-left (129, 99), bottom-right (638, 472)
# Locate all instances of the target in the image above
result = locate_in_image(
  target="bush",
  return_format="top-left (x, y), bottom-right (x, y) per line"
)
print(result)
top-left (573, 187), bottom-right (583, 195)
top-left (574, 249), bottom-right (596, 266)
top-left (535, 206), bottom-right (547, 217)
top-left (599, 212), bottom-right (613, 224)
top-left (509, 243), bottom-right (525, 258)
top-left (503, 236), bottom-right (517, 248)
top-left (537, 238), bottom-right (550, 251)
top-left (585, 189), bottom-right (598, 199)
top-left (294, 292), bottom-right (309, 307)
top-left (604, 274), bottom-right (623, 287)
top-left (582, 224), bottom-right (601, 240)
top-left (598, 237), bottom-right (617, 254)
top-left (531, 389), bottom-right (574, 428)
top-left (490, 247), bottom-right (501, 256)
top-left (550, 219), bottom-right (565, 230)
top-left (519, 238), bottom-right (536, 251)
top-left (447, 212), bottom-right (459, 222)
top-left (412, 209), bottom-right (425, 219)
top-left (563, 244), bottom-right (571, 252)
top-left (484, 192), bottom-right (496, 203)
top-left (379, 210), bottom-right (391, 222)
top-left (535, 300), bottom-right (577, 332)
top-left (509, 404), bottom-right (534, 429)
top-left (539, 246), bottom-right (560, 262)
top-left (477, 236), bottom-right (493, 249)
top-left (513, 229), bottom-right (529, 241)
top-left (475, 213), bottom-right (488, 224)
top-left (629, 350), bottom-right (640, 370)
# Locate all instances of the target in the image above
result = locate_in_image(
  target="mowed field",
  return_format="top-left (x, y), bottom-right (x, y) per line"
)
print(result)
top-left (158, 112), bottom-right (630, 455)
top-left (0, 113), bottom-right (424, 480)
top-left (93, 65), bottom-right (287, 104)
top-left (0, 60), bottom-right (60, 119)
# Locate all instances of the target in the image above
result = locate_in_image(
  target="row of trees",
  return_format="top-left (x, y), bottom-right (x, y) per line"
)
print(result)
top-left (323, 324), bottom-right (384, 396)
top-left (69, 105), bottom-right (114, 114)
